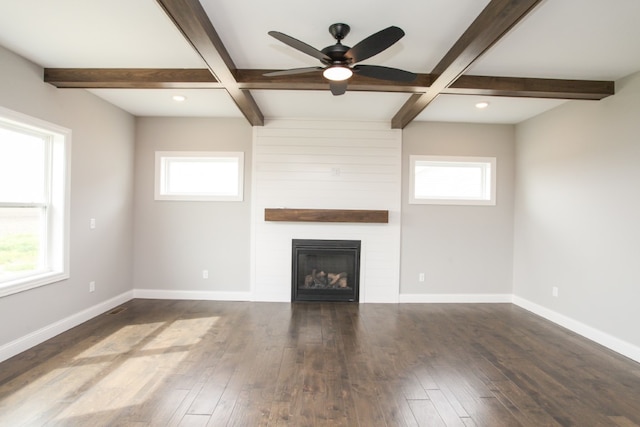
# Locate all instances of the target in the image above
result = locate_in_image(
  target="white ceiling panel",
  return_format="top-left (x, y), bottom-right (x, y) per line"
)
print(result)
top-left (87, 89), bottom-right (242, 118)
top-left (199, 0), bottom-right (491, 73)
top-left (414, 94), bottom-right (567, 124)
top-left (469, 0), bottom-right (640, 80)
top-left (252, 90), bottom-right (411, 122)
top-left (0, 0), bottom-right (204, 68)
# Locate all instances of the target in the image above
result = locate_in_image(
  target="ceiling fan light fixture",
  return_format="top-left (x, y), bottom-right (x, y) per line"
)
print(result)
top-left (267, 23), bottom-right (411, 94)
top-left (323, 66), bottom-right (353, 81)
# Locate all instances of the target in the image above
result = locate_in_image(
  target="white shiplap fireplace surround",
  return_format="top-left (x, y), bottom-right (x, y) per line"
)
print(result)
top-left (251, 120), bottom-right (401, 302)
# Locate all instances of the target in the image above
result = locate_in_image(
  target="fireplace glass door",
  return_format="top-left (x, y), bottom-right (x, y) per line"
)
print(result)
top-left (292, 239), bottom-right (360, 302)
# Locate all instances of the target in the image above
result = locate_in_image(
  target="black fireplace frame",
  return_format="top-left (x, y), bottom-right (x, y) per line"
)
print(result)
top-left (291, 239), bottom-right (361, 302)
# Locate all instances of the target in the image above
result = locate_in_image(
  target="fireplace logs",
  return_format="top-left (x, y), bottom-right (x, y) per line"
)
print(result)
top-left (304, 270), bottom-right (349, 289)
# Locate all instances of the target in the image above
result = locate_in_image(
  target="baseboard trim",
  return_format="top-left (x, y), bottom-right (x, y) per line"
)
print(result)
top-left (0, 290), bottom-right (133, 363)
top-left (512, 295), bottom-right (640, 364)
top-left (133, 288), bottom-right (252, 301)
top-left (399, 293), bottom-right (513, 303)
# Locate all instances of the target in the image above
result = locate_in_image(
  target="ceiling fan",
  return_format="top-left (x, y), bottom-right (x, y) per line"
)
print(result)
top-left (264, 23), bottom-right (417, 95)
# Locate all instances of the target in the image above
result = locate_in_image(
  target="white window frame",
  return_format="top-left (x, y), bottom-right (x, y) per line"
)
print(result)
top-left (154, 151), bottom-right (244, 201)
top-left (409, 155), bottom-right (496, 206)
top-left (0, 106), bottom-right (71, 297)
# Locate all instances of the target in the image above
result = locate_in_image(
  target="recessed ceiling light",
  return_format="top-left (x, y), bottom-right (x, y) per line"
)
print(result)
top-left (172, 95), bottom-right (186, 102)
top-left (475, 101), bottom-right (489, 109)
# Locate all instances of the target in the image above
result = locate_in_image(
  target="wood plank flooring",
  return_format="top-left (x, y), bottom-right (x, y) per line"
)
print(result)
top-left (1, 300), bottom-right (639, 426)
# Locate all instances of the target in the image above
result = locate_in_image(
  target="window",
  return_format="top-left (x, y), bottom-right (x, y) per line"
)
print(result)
top-left (155, 151), bottom-right (244, 201)
top-left (0, 107), bottom-right (71, 297)
top-left (409, 155), bottom-right (496, 205)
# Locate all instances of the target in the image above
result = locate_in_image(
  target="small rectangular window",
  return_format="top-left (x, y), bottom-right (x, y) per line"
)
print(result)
top-left (155, 151), bottom-right (244, 201)
top-left (0, 106), bottom-right (71, 297)
top-left (409, 155), bottom-right (496, 205)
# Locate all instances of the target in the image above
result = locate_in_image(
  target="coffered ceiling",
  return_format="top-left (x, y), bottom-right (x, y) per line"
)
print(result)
top-left (0, 0), bottom-right (639, 127)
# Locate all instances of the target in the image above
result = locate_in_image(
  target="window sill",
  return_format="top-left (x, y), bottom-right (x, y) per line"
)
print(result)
top-left (409, 198), bottom-right (496, 206)
top-left (0, 271), bottom-right (69, 298)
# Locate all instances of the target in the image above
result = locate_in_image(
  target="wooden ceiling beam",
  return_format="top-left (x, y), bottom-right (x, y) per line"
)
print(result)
top-left (446, 75), bottom-right (614, 100)
top-left (234, 69), bottom-right (435, 93)
top-left (391, 0), bottom-right (544, 129)
top-left (44, 67), bottom-right (614, 101)
top-left (44, 68), bottom-right (222, 89)
top-left (239, 70), bottom-right (613, 100)
top-left (155, 0), bottom-right (263, 125)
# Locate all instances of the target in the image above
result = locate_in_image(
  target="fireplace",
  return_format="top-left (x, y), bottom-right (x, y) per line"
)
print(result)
top-left (291, 239), bottom-right (361, 302)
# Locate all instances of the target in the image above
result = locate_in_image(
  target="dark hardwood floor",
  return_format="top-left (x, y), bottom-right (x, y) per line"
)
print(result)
top-left (1, 300), bottom-right (639, 426)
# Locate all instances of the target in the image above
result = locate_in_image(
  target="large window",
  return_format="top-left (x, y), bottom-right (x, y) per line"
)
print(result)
top-left (409, 155), bottom-right (496, 205)
top-left (0, 107), bottom-right (70, 297)
top-left (155, 151), bottom-right (244, 201)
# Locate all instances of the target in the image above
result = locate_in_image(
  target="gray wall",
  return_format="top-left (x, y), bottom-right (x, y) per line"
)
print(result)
top-left (3, 37), bottom-right (639, 360)
top-left (400, 122), bottom-right (516, 298)
top-left (513, 71), bottom-right (640, 349)
top-left (0, 46), bottom-right (135, 346)
top-left (133, 117), bottom-right (253, 294)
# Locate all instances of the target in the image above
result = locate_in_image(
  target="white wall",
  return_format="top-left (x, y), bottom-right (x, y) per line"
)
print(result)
top-left (252, 120), bottom-right (402, 302)
top-left (0, 46), bottom-right (135, 359)
top-left (513, 71), bottom-right (640, 358)
top-left (133, 117), bottom-right (253, 299)
top-left (400, 122), bottom-right (516, 302)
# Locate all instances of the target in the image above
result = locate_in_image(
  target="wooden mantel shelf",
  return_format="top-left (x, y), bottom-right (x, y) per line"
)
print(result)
top-left (264, 208), bottom-right (389, 224)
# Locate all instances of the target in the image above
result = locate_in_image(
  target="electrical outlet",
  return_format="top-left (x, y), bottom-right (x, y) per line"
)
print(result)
top-left (202, 270), bottom-right (209, 279)
top-left (90, 218), bottom-right (96, 229)
top-left (419, 273), bottom-right (425, 282)
top-left (89, 281), bottom-right (95, 292)
top-left (552, 287), bottom-right (559, 297)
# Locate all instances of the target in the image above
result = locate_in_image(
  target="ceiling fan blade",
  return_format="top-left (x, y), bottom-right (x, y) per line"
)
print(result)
top-left (268, 31), bottom-right (331, 62)
top-left (354, 65), bottom-right (417, 82)
top-left (329, 81), bottom-right (348, 96)
top-left (263, 67), bottom-right (323, 77)
top-left (345, 26), bottom-right (405, 63)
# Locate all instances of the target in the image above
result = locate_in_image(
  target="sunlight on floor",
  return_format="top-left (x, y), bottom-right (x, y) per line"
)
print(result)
top-left (55, 316), bottom-right (218, 421)
top-left (75, 322), bottom-right (165, 358)
top-left (0, 315), bottom-right (219, 424)
top-left (143, 317), bottom-right (219, 350)
top-left (0, 362), bottom-right (111, 425)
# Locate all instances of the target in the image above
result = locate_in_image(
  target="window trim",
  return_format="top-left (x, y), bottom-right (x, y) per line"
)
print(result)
top-left (0, 106), bottom-right (71, 297)
top-left (409, 155), bottom-right (496, 206)
top-left (154, 151), bottom-right (244, 202)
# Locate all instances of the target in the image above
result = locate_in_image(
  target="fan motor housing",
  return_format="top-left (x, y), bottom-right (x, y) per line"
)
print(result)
top-left (321, 44), bottom-right (352, 65)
